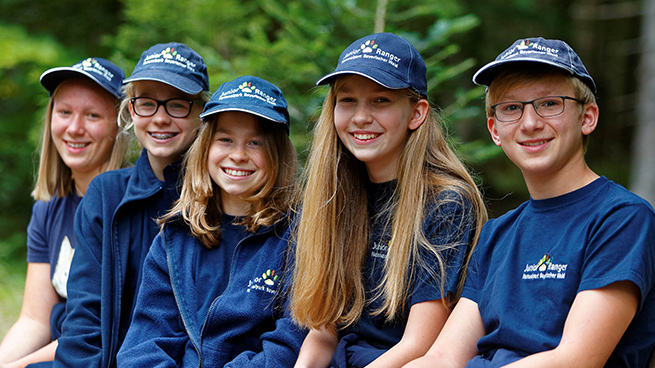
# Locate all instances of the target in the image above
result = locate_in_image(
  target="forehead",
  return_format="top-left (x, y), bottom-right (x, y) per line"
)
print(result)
top-left (214, 111), bottom-right (261, 133)
top-left (54, 78), bottom-right (115, 105)
top-left (492, 73), bottom-right (575, 101)
top-left (131, 80), bottom-right (191, 99)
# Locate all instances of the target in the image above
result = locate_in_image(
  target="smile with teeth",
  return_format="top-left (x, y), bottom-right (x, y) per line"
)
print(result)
top-left (352, 132), bottom-right (381, 141)
top-left (521, 139), bottom-right (552, 147)
top-left (66, 141), bottom-right (89, 149)
top-left (150, 132), bottom-right (178, 140)
top-left (223, 168), bottom-right (254, 177)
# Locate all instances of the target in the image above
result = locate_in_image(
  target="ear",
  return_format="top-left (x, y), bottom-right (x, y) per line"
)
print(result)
top-left (408, 99), bottom-right (429, 130)
top-left (580, 103), bottom-right (599, 136)
top-left (487, 116), bottom-right (502, 147)
top-left (128, 99), bottom-right (137, 119)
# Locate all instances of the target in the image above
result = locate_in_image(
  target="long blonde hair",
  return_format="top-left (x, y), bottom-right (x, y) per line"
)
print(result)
top-left (159, 116), bottom-right (297, 248)
top-left (31, 79), bottom-right (130, 201)
top-left (290, 78), bottom-right (487, 329)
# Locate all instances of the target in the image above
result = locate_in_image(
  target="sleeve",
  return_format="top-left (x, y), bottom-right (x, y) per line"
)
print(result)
top-left (116, 234), bottom-right (189, 368)
top-left (53, 182), bottom-right (106, 368)
top-left (223, 315), bottom-right (307, 368)
top-left (578, 202), bottom-right (655, 309)
top-left (410, 193), bottom-right (474, 305)
top-left (26, 200), bottom-right (50, 263)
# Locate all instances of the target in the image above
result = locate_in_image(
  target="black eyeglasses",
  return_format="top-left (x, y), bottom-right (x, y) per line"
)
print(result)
top-left (491, 96), bottom-right (583, 123)
top-left (130, 97), bottom-right (201, 118)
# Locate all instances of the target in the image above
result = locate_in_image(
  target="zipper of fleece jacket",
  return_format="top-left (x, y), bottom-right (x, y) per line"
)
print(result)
top-left (167, 243), bottom-right (203, 367)
top-left (197, 229), bottom-right (269, 365)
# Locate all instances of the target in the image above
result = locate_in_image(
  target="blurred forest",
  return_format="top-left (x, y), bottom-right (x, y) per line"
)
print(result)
top-left (0, 0), bottom-right (651, 331)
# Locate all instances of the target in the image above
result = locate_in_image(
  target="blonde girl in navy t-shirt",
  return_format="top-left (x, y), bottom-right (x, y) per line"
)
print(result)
top-left (290, 33), bottom-right (487, 368)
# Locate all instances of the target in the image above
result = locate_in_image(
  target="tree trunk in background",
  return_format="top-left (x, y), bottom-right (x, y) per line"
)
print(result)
top-left (632, 0), bottom-right (655, 206)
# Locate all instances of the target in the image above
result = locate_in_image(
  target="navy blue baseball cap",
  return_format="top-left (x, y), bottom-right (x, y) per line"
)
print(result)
top-left (317, 32), bottom-right (428, 97)
top-left (40, 57), bottom-right (125, 98)
top-left (200, 76), bottom-right (290, 133)
top-left (473, 37), bottom-right (597, 94)
top-left (123, 42), bottom-right (209, 95)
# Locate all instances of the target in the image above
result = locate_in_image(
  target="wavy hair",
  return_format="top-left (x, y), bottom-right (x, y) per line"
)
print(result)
top-left (290, 77), bottom-right (488, 329)
top-left (31, 79), bottom-right (130, 201)
top-left (159, 116), bottom-right (297, 248)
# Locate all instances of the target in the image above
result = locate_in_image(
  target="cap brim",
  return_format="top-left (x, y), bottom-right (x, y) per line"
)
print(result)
top-left (200, 106), bottom-right (289, 132)
top-left (124, 70), bottom-right (203, 95)
top-left (40, 67), bottom-right (121, 98)
top-left (316, 70), bottom-right (411, 91)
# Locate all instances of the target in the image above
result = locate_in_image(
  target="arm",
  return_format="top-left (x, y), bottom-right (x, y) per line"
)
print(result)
top-left (403, 297), bottom-right (484, 368)
top-left (116, 236), bottom-right (188, 368)
top-left (1, 341), bottom-right (57, 368)
top-left (504, 280), bottom-right (639, 368)
top-left (293, 326), bottom-right (338, 368)
top-left (366, 299), bottom-right (451, 368)
top-left (0, 263), bottom-right (59, 365)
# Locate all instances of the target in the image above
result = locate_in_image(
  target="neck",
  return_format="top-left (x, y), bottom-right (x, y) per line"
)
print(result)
top-left (524, 163), bottom-right (599, 200)
top-left (71, 169), bottom-right (100, 196)
top-left (147, 152), bottom-right (177, 181)
top-left (221, 193), bottom-right (250, 216)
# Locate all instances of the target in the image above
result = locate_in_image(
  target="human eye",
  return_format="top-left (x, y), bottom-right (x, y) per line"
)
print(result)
top-left (537, 97), bottom-right (563, 109)
top-left (167, 99), bottom-right (189, 110)
top-left (500, 102), bottom-right (522, 113)
top-left (56, 108), bottom-right (72, 117)
top-left (136, 98), bottom-right (156, 108)
top-left (248, 138), bottom-right (263, 147)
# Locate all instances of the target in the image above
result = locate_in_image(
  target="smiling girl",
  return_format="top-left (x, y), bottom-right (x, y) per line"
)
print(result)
top-left (290, 33), bottom-right (487, 368)
top-left (0, 58), bottom-right (127, 368)
top-left (116, 76), bottom-right (305, 367)
top-left (52, 43), bottom-right (209, 368)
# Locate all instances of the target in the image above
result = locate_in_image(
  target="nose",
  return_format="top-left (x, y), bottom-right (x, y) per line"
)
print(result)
top-left (150, 104), bottom-right (171, 124)
top-left (351, 102), bottom-right (372, 126)
top-left (519, 103), bottom-right (544, 131)
top-left (67, 113), bottom-right (86, 136)
top-left (229, 143), bottom-right (248, 163)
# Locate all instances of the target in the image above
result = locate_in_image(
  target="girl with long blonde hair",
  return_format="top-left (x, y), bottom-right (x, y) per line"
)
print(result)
top-left (291, 33), bottom-right (487, 368)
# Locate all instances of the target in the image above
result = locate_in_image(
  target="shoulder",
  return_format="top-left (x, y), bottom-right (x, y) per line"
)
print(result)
top-left (88, 167), bottom-right (134, 192)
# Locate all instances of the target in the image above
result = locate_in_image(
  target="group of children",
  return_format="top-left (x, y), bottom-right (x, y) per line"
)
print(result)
top-left (1, 33), bottom-right (654, 368)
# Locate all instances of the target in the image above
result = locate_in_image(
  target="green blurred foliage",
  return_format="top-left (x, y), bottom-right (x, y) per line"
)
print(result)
top-left (6, 0), bottom-right (634, 283)
top-left (0, 0), bottom-right (494, 283)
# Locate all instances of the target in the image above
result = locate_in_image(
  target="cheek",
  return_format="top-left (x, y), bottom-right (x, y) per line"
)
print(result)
top-left (50, 116), bottom-right (67, 138)
top-left (132, 116), bottom-right (150, 136)
top-left (93, 120), bottom-right (118, 142)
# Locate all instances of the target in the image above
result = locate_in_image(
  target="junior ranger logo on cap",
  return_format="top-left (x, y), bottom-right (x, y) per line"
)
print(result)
top-left (218, 80), bottom-right (278, 106)
top-left (341, 38), bottom-right (402, 69)
top-left (142, 46), bottom-right (198, 73)
top-left (500, 39), bottom-right (560, 61)
top-left (74, 58), bottom-right (116, 84)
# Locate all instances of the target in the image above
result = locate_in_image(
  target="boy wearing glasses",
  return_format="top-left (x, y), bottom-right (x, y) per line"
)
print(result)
top-left (405, 37), bottom-right (655, 367)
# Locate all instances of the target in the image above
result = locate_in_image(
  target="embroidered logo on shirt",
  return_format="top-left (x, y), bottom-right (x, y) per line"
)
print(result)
top-left (522, 253), bottom-right (568, 280)
top-left (246, 268), bottom-right (279, 294)
top-left (371, 240), bottom-right (390, 259)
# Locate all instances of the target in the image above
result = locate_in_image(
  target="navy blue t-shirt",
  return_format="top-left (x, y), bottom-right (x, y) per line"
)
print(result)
top-left (27, 190), bottom-right (81, 299)
top-left (332, 180), bottom-right (475, 367)
top-left (463, 177), bottom-right (655, 367)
